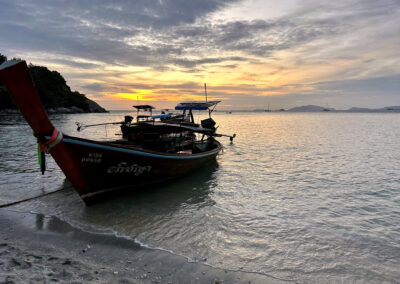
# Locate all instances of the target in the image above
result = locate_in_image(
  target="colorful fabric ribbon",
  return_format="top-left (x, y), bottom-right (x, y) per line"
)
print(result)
top-left (40, 127), bottom-right (63, 153)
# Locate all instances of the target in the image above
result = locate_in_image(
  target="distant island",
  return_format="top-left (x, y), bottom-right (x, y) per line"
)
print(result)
top-left (0, 53), bottom-right (107, 114)
top-left (252, 104), bottom-right (400, 113)
top-left (286, 105), bottom-right (335, 112)
top-left (286, 105), bottom-right (400, 113)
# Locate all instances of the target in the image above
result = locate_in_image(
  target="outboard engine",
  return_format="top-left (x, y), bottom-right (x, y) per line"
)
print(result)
top-left (201, 118), bottom-right (216, 130)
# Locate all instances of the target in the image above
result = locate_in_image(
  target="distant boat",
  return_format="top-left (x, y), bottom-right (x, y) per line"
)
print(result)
top-left (0, 61), bottom-right (234, 205)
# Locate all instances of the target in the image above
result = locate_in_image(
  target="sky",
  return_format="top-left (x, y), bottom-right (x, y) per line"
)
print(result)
top-left (0, 0), bottom-right (399, 110)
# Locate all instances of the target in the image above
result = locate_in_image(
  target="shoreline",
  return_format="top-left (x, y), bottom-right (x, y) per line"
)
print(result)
top-left (2, 108), bottom-right (400, 115)
top-left (0, 208), bottom-right (291, 283)
top-left (0, 107), bottom-right (108, 115)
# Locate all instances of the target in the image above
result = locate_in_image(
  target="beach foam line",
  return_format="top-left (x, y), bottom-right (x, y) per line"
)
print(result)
top-left (63, 218), bottom-right (299, 283)
top-left (1, 208), bottom-right (298, 283)
top-left (91, 228), bottom-right (298, 283)
top-left (2, 208), bottom-right (298, 283)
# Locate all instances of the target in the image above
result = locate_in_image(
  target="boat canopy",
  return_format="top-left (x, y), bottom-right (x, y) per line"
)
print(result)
top-left (133, 105), bottom-right (154, 111)
top-left (151, 114), bottom-right (171, 119)
top-left (175, 101), bottom-right (221, 110)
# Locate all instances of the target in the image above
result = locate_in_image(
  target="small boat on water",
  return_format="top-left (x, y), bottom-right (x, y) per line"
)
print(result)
top-left (0, 60), bottom-right (234, 205)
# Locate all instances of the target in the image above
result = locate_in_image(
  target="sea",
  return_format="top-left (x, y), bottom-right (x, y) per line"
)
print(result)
top-left (1, 111), bottom-right (399, 283)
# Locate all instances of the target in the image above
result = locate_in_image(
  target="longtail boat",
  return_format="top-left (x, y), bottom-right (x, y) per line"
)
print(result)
top-left (0, 60), bottom-right (233, 205)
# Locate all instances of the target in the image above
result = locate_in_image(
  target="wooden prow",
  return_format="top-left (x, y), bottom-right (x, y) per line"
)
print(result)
top-left (0, 61), bottom-right (53, 135)
top-left (0, 60), bottom-right (90, 198)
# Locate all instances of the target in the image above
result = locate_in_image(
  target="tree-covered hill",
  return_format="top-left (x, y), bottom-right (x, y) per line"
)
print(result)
top-left (0, 53), bottom-right (107, 113)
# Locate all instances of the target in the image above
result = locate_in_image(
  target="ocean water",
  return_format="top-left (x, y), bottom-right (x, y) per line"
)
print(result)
top-left (1, 111), bottom-right (400, 283)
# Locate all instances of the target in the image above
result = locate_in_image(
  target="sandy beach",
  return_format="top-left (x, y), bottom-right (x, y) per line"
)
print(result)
top-left (0, 209), bottom-right (289, 284)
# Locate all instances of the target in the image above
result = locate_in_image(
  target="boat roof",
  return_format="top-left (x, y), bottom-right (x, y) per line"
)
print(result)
top-left (152, 114), bottom-right (171, 119)
top-left (133, 105), bottom-right (155, 110)
top-left (145, 121), bottom-right (214, 134)
top-left (175, 101), bottom-right (221, 110)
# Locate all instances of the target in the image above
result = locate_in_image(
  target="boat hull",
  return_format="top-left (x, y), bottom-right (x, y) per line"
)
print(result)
top-left (60, 136), bottom-right (221, 204)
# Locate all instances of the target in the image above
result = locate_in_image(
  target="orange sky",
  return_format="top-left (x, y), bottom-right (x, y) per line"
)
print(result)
top-left (2, 0), bottom-right (399, 110)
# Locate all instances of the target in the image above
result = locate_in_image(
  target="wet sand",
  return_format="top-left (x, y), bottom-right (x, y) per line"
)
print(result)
top-left (0, 209), bottom-right (291, 284)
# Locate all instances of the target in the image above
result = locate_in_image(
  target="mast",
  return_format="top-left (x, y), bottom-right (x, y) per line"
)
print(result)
top-left (204, 83), bottom-right (207, 103)
top-left (137, 95), bottom-right (139, 120)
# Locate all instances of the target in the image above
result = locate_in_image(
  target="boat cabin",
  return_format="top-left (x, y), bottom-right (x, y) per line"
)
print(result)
top-left (175, 100), bottom-right (221, 129)
top-left (121, 100), bottom-right (221, 151)
top-left (133, 105), bottom-right (155, 122)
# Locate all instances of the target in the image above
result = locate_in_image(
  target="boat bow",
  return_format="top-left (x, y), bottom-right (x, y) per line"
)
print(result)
top-left (0, 60), bottom-right (90, 195)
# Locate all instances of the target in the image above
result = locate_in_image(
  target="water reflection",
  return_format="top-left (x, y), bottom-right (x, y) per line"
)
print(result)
top-left (35, 213), bottom-right (44, 230)
top-left (79, 161), bottom-right (219, 225)
top-left (0, 113), bottom-right (27, 125)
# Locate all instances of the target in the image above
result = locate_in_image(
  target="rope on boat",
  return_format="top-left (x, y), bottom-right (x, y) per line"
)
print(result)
top-left (0, 186), bottom-right (73, 208)
top-left (37, 128), bottom-right (63, 174)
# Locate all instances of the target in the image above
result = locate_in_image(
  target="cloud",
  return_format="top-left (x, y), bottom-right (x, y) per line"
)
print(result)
top-left (0, 0), bottom-right (349, 66)
top-left (314, 76), bottom-right (400, 95)
top-left (172, 56), bottom-right (246, 68)
top-left (210, 19), bottom-right (340, 56)
top-left (1, 0), bottom-right (400, 109)
top-left (2, 0), bottom-right (399, 70)
top-left (0, 0), bottom-right (239, 66)
top-left (48, 59), bottom-right (102, 69)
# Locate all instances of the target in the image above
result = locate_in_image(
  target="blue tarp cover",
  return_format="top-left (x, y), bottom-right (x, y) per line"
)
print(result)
top-left (174, 100), bottom-right (220, 110)
top-left (152, 114), bottom-right (171, 119)
top-left (175, 106), bottom-right (209, 110)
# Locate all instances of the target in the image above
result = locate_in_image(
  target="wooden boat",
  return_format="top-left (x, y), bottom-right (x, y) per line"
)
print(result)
top-left (0, 60), bottom-right (228, 205)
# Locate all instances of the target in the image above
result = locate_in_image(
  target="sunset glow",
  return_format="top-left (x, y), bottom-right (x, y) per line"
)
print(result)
top-left (1, 1), bottom-right (399, 110)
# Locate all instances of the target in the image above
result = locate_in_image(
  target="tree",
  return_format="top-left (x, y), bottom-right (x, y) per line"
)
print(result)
top-left (0, 54), bottom-right (105, 112)
top-left (0, 53), bottom-right (7, 65)
top-left (0, 53), bottom-right (13, 109)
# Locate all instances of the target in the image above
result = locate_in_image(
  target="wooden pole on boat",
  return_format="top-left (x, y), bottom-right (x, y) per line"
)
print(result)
top-left (205, 83), bottom-right (211, 118)
top-left (204, 83), bottom-right (208, 103)
top-left (0, 61), bottom-right (53, 134)
top-left (0, 60), bottom-right (90, 197)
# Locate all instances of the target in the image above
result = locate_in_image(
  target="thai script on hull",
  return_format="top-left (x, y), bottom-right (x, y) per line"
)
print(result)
top-left (107, 162), bottom-right (152, 175)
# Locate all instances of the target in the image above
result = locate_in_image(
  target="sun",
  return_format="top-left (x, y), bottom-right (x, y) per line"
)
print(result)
top-left (113, 90), bottom-right (156, 101)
